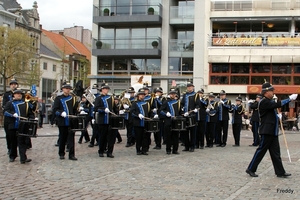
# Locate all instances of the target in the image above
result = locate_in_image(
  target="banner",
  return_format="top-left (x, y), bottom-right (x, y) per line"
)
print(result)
top-left (212, 37), bottom-right (262, 46)
top-left (267, 38), bottom-right (300, 46)
top-left (131, 75), bottom-right (152, 92)
top-left (247, 85), bottom-right (300, 94)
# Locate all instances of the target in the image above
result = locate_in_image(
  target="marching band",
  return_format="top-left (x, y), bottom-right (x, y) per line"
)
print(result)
top-left (2, 80), bottom-right (298, 165)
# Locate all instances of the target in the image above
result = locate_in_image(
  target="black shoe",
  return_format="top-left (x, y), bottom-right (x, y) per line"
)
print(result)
top-left (137, 152), bottom-right (142, 155)
top-left (181, 143), bottom-right (185, 146)
top-left (172, 151), bottom-right (180, 155)
top-left (59, 156), bottom-right (65, 160)
top-left (107, 154), bottom-right (114, 158)
top-left (95, 143), bottom-right (98, 146)
top-left (85, 140), bottom-right (90, 143)
top-left (99, 153), bottom-right (104, 157)
top-left (20, 159), bottom-right (32, 164)
top-left (246, 169), bottom-right (258, 177)
top-left (88, 144), bottom-right (94, 147)
top-left (182, 149), bottom-right (189, 151)
top-left (200, 146), bottom-right (204, 149)
top-left (66, 149), bottom-right (70, 152)
top-left (125, 144), bottom-right (130, 147)
top-left (78, 141), bottom-right (82, 144)
top-left (208, 145), bottom-right (213, 148)
top-left (205, 145), bottom-right (209, 148)
top-left (167, 151), bottom-right (171, 155)
top-left (277, 173), bottom-right (291, 178)
top-left (189, 149), bottom-right (194, 152)
top-left (55, 144), bottom-right (59, 147)
top-left (216, 144), bottom-right (222, 147)
top-left (117, 140), bottom-right (122, 143)
top-left (221, 144), bottom-right (226, 147)
top-left (9, 158), bottom-right (15, 162)
top-left (232, 145), bottom-right (240, 147)
top-left (142, 152), bottom-right (148, 155)
top-left (69, 157), bottom-right (78, 161)
top-left (249, 144), bottom-right (258, 147)
top-left (153, 146), bottom-right (161, 150)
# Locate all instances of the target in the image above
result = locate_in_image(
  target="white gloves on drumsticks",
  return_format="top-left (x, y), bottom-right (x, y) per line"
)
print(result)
top-left (123, 104), bottom-right (129, 109)
top-left (13, 113), bottom-right (18, 118)
top-left (119, 110), bottom-right (125, 115)
top-left (289, 94), bottom-right (298, 101)
top-left (184, 112), bottom-right (189, 117)
top-left (61, 111), bottom-right (67, 118)
top-left (105, 108), bottom-right (110, 113)
top-left (138, 114), bottom-right (144, 120)
top-left (166, 112), bottom-right (171, 117)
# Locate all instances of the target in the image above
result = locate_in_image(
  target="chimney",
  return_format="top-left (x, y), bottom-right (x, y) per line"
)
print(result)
top-left (59, 32), bottom-right (64, 36)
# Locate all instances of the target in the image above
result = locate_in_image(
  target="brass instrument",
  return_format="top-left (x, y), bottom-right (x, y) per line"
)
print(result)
top-left (50, 89), bottom-right (63, 102)
top-left (84, 87), bottom-right (96, 106)
top-left (25, 92), bottom-right (38, 103)
top-left (207, 99), bottom-right (217, 116)
top-left (120, 89), bottom-right (132, 108)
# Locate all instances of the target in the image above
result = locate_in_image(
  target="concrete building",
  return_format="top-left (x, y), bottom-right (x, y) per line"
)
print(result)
top-left (90, 0), bottom-right (300, 114)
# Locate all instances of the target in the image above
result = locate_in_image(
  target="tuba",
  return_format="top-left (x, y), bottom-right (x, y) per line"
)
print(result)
top-left (84, 87), bottom-right (96, 106)
top-left (120, 89), bottom-right (132, 107)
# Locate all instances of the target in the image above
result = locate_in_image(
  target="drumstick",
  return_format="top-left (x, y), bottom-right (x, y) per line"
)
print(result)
top-left (109, 111), bottom-right (118, 116)
top-left (144, 117), bottom-right (152, 120)
top-left (67, 115), bottom-right (77, 117)
top-left (18, 116), bottom-right (28, 120)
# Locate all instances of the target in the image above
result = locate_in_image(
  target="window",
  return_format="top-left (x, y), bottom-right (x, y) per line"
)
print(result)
top-left (169, 57), bottom-right (193, 75)
top-left (211, 64), bottom-right (229, 73)
top-left (53, 65), bottom-right (56, 72)
top-left (43, 62), bottom-right (47, 70)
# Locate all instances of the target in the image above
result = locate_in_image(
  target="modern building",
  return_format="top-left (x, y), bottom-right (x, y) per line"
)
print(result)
top-left (94, 0), bottom-right (300, 115)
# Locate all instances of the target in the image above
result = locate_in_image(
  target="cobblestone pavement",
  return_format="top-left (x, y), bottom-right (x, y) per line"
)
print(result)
top-left (0, 124), bottom-right (299, 200)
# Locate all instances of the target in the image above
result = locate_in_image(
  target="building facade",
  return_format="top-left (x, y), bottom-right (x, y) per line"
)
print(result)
top-left (91, 0), bottom-right (300, 104)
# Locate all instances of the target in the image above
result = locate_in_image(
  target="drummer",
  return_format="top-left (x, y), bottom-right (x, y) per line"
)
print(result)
top-left (159, 88), bottom-right (182, 154)
top-left (130, 88), bottom-right (158, 155)
top-left (4, 88), bottom-right (35, 164)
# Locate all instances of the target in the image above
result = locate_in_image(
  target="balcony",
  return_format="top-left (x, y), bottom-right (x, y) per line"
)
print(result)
top-left (211, 0), bottom-right (300, 11)
top-left (92, 37), bottom-right (162, 58)
top-left (169, 6), bottom-right (194, 25)
top-left (93, 4), bottom-right (162, 27)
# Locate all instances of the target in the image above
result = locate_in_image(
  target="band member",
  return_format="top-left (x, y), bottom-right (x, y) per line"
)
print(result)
top-left (160, 88), bottom-right (182, 154)
top-left (78, 95), bottom-right (91, 144)
top-left (196, 89), bottom-right (207, 149)
top-left (89, 84), bottom-right (100, 147)
top-left (249, 94), bottom-right (262, 146)
top-left (143, 85), bottom-right (155, 151)
top-left (205, 92), bottom-right (218, 148)
top-left (114, 96), bottom-right (122, 143)
top-left (131, 88), bottom-right (157, 155)
top-left (246, 82), bottom-right (297, 178)
top-left (216, 90), bottom-right (232, 147)
top-left (4, 88), bottom-right (35, 163)
top-left (120, 87), bottom-right (136, 147)
top-left (53, 83), bottom-right (79, 161)
top-left (231, 96), bottom-right (244, 146)
top-left (2, 79), bottom-right (19, 155)
top-left (94, 83), bottom-right (118, 158)
top-left (37, 98), bottom-right (46, 128)
top-left (181, 82), bottom-right (199, 152)
top-left (153, 87), bottom-right (167, 149)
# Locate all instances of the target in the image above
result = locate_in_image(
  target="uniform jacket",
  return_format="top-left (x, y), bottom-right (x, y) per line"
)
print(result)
top-left (4, 99), bottom-right (34, 130)
top-left (120, 96), bottom-right (135, 122)
top-left (53, 94), bottom-right (79, 126)
top-left (130, 99), bottom-right (153, 127)
top-left (231, 104), bottom-right (244, 124)
top-left (159, 98), bottom-right (182, 126)
top-left (206, 100), bottom-right (218, 122)
top-left (250, 101), bottom-right (259, 122)
top-left (94, 94), bottom-right (117, 125)
top-left (80, 100), bottom-right (93, 121)
top-left (218, 98), bottom-right (232, 121)
top-left (259, 97), bottom-right (290, 136)
top-left (196, 97), bottom-right (208, 121)
top-left (181, 91), bottom-right (199, 114)
top-left (2, 90), bottom-right (13, 109)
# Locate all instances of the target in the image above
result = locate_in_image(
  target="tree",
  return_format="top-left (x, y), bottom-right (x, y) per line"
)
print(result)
top-left (0, 27), bottom-right (36, 92)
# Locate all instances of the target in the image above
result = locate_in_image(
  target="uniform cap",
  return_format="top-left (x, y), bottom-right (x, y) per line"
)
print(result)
top-left (256, 94), bottom-right (262, 99)
top-left (168, 88), bottom-right (177, 95)
top-left (220, 90), bottom-right (226, 95)
top-left (137, 88), bottom-right (146, 95)
top-left (13, 88), bottom-right (23, 94)
top-left (155, 87), bottom-right (163, 93)
top-left (262, 82), bottom-right (274, 92)
top-left (127, 87), bottom-right (135, 93)
top-left (197, 88), bottom-right (204, 94)
top-left (101, 83), bottom-right (110, 90)
top-left (208, 92), bottom-right (215, 98)
top-left (187, 82), bottom-right (194, 87)
top-left (61, 82), bottom-right (72, 89)
top-left (236, 96), bottom-right (242, 101)
top-left (10, 79), bottom-right (18, 85)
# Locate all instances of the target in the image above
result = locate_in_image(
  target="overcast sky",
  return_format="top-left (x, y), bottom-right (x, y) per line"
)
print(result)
top-left (17, 0), bottom-right (93, 30)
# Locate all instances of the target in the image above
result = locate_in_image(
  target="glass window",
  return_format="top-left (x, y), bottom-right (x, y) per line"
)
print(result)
top-left (231, 64), bottom-right (249, 74)
top-left (132, 0), bottom-right (147, 15)
top-left (116, 29), bottom-right (130, 48)
top-left (272, 64), bottom-right (291, 74)
top-left (294, 76), bottom-right (300, 84)
top-left (43, 62), bottom-right (47, 70)
top-left (147, 28), bottom-right (161, 38)
top-left (169, 58), bottom-right (181, 72)
top-left (182, 58), bottom-right (193, 74)
top-left (130, 59), bottom-right (145, 71)
top-left (100, 28), bottom-right (114, 49)
top-left (132, 28), bottom-right (146, 49)
top-left (116, 0), bottom-right (130, 15)
top-left (272, 76), bottom-right (291, 85)
top-left (114, 59), bottom-right (128, 70)
top-left (251, 76), bottom-right (270, 84)
top-left (210, 76), bottom-right (229, 84)
top-left (231, 76), bottom-right (249, 84)
top-left (252, 64), bottom-right (270, 73)
top-left (53, 65), bottom-right (56, 72)
top-left (295, 65), bottom-right (300, 73)
top-left (146, 59), bottom-right (161, 74)
top-left (211, 64), bottom-right (229, 73)
top-left (98, 58), bottom-right (112, 74)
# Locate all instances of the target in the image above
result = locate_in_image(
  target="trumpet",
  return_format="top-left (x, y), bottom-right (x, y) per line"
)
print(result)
top-left (25, 92), bottom-right (38, 103)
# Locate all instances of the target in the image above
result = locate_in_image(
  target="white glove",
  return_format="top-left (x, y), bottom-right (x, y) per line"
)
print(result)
top-left (105, 108), bottom-right (110, 113)
top-left (80, 111), bottom-right (87, 115)
top-left (206, 108), bottom-right (210, 112)
top-left (123, 104), bottom-right (129, 109)
top-left (13, 113), bottom-right (18, 118)
top-left (248, 100), bottom-right (255, 103)
top-left (277, 113), bottom-right (282, 120)
top-left (219, 100), bottom-right (224, 104)
top-left (61, 111), bottom-right (67, 118)
top-left (119, 110), bottom-right (125, 115)
top-left (79, 107), bottom-right (84, 111)
top-left (153, 108), bottom-right (157, 113)
top-left (166, 112), bottom-right (171, 117)
top-left (193, 108), bottom-right (198, 113)
top-left (34, 118), bottom-right (38, 120)
top-left (184, 112), bottom-right (189, 117)
top-left (138, 114), bottom-right (144, 120)
top-left (155, 95), bottom-right (159, 99)
top-left (289, 94), bottom-right (298, 101)
top-left (92, 119), bottom-right (95, 124)
top-left (154, 114), bottom-right (158, 119)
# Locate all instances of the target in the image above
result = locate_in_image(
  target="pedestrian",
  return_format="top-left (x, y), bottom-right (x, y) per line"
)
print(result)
top-left (246, 82), bottom-right (297, 178)
top-left (248, 94), bottom-right (262, 146)
top-left (231, 96), bottom-right (244, 147)
top-left (37, 98), bottom-right (46, 128)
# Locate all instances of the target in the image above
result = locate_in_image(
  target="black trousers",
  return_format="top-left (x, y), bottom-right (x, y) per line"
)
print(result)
top-left (58, 126), bottom-right (75, 158)
top-left (232, 123), bottom-right (242, 145)
top-left (39, 114), bottom-right (44, 127)
top-left (196, 120), bottom-right (206, 147)
top-left (79, 119), bottom-right (90, 142)
top-left (165, 125), bottom-right (179, 153)
top-left (116, 130), bottom-right (122, 142)
top-left (247, 134), bottom-right (286, 175)
top-left (251, 121), bottom-right (260, 146)
top-left (135, 126), bottom-right (148, 153)
top-left (18, 135), bottom-right (28, 161)
top-left (4, 122), bottom-right (11, 151)
top-left (206, 122), bottom-right (216, 146)
top-left (125, 120), bottom-right (135, 145)
top-left (98, 124), bottom-right (115, 155)
top-left (217, 120), bottom-right (229, 145)
top-left (8, 129), bottom-right (28, 161)
top-left (154, 120), bottom-right (164, 147)
top-left (90, 123), bottom-right (99, 145)
top-left (184, 126), bottom-right (196, 150)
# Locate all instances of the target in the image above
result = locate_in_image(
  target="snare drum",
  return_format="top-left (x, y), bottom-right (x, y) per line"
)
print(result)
top-left (110, 115), bottom-right (125, 129)
top-left (186, 116), bottom-right (196, 128)
top-left (171, 117), bottom-right (186, 131)
top-left (70, 115), bottom-right (86, 131)
top-left (145, 119), bottom-right (159, 132)
top-left (17, 119), bottom-right (38, 137)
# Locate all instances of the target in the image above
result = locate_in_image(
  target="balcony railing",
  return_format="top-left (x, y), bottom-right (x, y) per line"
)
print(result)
top-left (169, 39), bottom-right (194, 52)
top-left (170, 6), bottom-right (195, 19)
top-left (211, 0), bottom-right (300, 11)
top-left (93, 37), bottom-right (162, 50)
top-left (93, 4), bottom-right (162, 17)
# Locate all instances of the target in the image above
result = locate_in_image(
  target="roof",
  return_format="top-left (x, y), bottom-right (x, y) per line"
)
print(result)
top-left (1, 0), bottom-right (21, 10)
top-left (40, 43), bottom-right (61, 59)
top-left (42, 29), bottom-right (91, 60)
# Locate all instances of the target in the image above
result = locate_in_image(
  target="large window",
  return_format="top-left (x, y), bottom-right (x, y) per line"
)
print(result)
top-left (169, 57), bottom-right (193, 75)
top-left (42, 78), bottom-right (57, 103)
